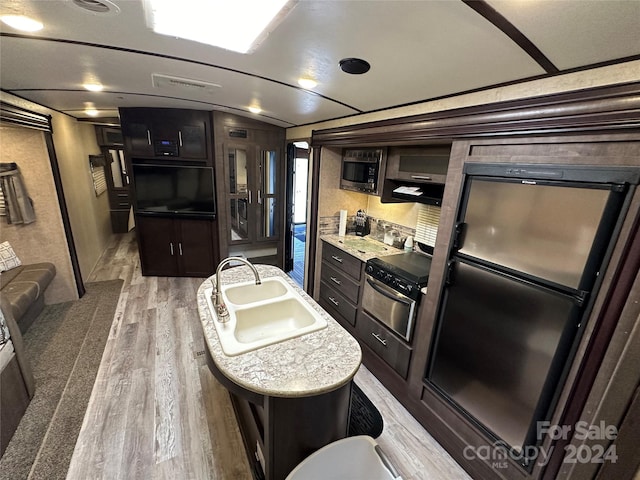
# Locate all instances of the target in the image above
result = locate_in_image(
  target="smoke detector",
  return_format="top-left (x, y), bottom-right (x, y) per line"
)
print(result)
top-left (152, 74), bottom-right (221, 95)
top-left (69, 0), bottom-right (120, 16)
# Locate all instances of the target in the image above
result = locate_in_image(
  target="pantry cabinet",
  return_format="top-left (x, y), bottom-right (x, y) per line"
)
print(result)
top-left (213, 112), bottom-right (285, 264)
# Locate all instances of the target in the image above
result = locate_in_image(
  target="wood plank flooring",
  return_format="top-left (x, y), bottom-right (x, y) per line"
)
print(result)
top-left (67, 232), bottom-right (470, 480)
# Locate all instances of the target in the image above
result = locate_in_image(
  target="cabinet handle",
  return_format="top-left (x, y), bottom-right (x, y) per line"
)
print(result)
top-left (331, 255), bottom-right (343, 263)
top-left (330, 276), bottom-right (342, 286)
top-left (257, 189), bottom-right (262, 204)
top-left (411, 175), bottom-right (432, 181)
top-left (146, 129), bottom-right (151, 145)
top-left (371, 332), bottom-right (388, 347)
top-left (178, 130), bottom-right (183, 146)
top-left (170, 242), bottom-right (174, 255)
top-left (248, 191), bottom-right (252, 204)
top-left (178, 242), bottom-right (183, 256)
top-left (328, 296), bottom-right (339, 307)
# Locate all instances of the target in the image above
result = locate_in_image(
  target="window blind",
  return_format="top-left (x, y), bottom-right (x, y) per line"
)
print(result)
top-left (89, 156), bottom-right (107, 197)
top-left (415, 204), bottom-right (441, 248)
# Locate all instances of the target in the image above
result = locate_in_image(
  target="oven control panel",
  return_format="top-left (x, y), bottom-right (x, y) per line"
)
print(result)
top-left (365, 263), bottom-right (420, 300)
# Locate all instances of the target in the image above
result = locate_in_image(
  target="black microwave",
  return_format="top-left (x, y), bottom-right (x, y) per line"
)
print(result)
top-left (340, 148), bottom-right (386, 195)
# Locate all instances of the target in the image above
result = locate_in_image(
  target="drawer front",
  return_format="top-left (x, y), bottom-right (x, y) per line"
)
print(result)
top-left (109, 191), bottom-right (130, 209)
top-left (319, 282), bottom-right (357, 326)
top-left (321, 242), bottom-right (362, 281)
top-left (320, 262), bottom-right (360, 304)
top-left (356, 310), bottom-right (412, 378)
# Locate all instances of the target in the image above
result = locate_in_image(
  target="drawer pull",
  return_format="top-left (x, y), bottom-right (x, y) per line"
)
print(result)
top-left (371, 332), bottom-right (388, 347)
top-left (331, 255), bottom-right (343, 263)
top-left (328, 296), bottom-right (340, 307)
top-left (330, 276), bottom-right (342, 286)
top-left (411, 175), bottom-right (432, 181)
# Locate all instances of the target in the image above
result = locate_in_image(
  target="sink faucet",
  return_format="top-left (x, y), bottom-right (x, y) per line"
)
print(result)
top-left (213, 257), bottom-right (262, 322)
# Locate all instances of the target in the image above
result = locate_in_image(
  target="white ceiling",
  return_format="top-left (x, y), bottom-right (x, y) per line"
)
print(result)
top-left (1, 0), bottom-right (638, 128)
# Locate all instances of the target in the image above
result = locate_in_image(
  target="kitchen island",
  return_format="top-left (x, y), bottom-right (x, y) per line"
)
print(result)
top-left (197, 264), bottom-right (362, 480)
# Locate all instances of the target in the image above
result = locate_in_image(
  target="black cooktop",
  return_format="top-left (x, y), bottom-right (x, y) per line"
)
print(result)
top-left (368, 251), bottom-right (432, 285)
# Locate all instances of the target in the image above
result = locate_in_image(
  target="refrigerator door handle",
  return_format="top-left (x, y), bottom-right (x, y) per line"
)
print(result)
top-left (445, 260), bottom-right (457, 285)
top-left (452, 222), bottom-right (466, 250)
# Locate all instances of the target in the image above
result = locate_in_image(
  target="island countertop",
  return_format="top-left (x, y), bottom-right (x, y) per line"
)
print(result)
top-left (197, 265), bottom-right (362, 398)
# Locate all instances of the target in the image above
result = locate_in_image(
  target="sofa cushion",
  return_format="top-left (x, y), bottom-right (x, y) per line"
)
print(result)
top-left (0, 263), bottom-right (56, 322)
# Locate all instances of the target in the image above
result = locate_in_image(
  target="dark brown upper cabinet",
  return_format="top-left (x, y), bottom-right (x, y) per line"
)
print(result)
top-left (119, 108), bottom-right (211, 162)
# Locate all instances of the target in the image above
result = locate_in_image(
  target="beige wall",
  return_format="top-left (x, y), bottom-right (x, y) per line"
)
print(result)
top-left (318, 147), bottom-right (368, 218)
top-left (49, 113), bottom-right (112, 281)
top-left (318, 147), bottom-right (424, 230)
top-left (1, 91), bottom-right (114, 300)
top-left (0, 125), bottom-right (77, 304)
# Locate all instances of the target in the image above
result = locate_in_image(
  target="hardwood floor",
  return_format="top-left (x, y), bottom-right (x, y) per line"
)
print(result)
top-left (67, 232), bottom-right (470, 480)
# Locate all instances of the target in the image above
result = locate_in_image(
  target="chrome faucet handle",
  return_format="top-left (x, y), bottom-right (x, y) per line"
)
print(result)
top-left (213, 256), bottom-right (261, 323)
top-left (216, 302), bottom-right (229, 322)
top-left (212, 291), bottom-right (230, 322)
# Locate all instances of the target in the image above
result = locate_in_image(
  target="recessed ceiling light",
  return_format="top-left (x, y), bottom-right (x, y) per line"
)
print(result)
top-left (145, 0), bottom-right (295, 54)
top-left (298, 78), bottom-right (317, 89)
top-left (0, 15), bottom-right (43, 32)
top-left (248, 106), bottom-right (262, 114)
top-left (85, 108), bottom-right (99, 117)
top-left (339, 58), bottom-right (371, 75)
top-left (83, 83), bottom-right (104, 92)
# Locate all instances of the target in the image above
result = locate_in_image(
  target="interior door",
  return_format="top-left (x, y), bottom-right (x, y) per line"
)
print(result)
top-left (284, 143), bottom-right (296, 272)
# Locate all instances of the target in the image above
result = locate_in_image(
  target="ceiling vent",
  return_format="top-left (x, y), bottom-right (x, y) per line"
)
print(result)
top-left (152, 74), bottom-right (221, 95)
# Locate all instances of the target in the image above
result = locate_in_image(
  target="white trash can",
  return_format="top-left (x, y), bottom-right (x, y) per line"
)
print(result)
top-left (285, 435), bottom-right (402, 480)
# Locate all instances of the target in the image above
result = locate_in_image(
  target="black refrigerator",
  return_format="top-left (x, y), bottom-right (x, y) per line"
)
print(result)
top-left (426, 163), bottom-right (637, 465)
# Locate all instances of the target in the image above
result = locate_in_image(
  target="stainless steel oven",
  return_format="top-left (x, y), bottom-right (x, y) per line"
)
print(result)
top-left (363, 252), bottom-right (431, 342)
top-left (362, 276), bottom-right (417, 341)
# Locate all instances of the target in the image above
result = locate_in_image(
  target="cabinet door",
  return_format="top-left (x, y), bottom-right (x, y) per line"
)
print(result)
top-left (176, 218), bottom-right (216, 276)
top-left (123, 121), bottom-right (154, 157)
top-left (136, 216), bottom-right (178, 276)
top-left (178, 123), bottom-right (207, 159)
top-left (256, 148), bottom-right (279, 241)
top-left (386, 146), bottom-right (450, 183)
top-left (227, 144), bottom-right (253, 243)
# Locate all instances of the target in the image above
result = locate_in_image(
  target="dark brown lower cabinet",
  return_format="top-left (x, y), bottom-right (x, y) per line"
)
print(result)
top-left (135, 215), bottom-right (218, 277)
top-left (206, 350), bottom-right (351, 480)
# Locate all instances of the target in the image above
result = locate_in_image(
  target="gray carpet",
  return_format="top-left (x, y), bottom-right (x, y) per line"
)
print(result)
top-left (0, 280), bottom-right (123, 480)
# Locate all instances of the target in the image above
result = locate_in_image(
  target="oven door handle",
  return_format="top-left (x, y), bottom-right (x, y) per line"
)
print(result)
top-left (366, 277), bottom-right (412, 306)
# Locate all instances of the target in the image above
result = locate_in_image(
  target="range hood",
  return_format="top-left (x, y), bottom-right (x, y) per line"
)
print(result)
top-left (381, 178), bottom-right (445, 206)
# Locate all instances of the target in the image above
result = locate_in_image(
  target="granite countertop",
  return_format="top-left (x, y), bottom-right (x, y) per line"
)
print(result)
top-left (321, 234), bottom-right (403, 261)
top-left (197, 265), bottom-right (362, 398)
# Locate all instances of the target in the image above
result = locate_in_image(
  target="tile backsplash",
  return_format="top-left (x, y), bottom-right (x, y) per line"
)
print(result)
top-left (320, 214), bottom-right (415, 241)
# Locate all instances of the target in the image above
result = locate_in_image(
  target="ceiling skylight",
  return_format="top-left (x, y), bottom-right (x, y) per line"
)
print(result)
top-left (145, 0), bottom-right (294, 54)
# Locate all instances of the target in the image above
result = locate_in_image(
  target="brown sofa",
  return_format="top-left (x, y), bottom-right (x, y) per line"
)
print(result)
top-left (0, 296), bottom-right (35, 456)
top-left (0, 263), bottom-right (56, 334)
